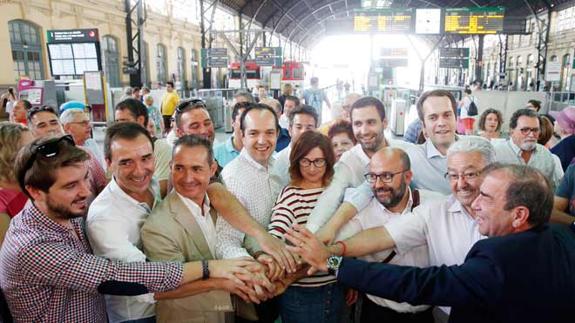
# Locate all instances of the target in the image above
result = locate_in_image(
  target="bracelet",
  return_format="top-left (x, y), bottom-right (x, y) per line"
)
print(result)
top-left (201, 260), bottom-right (210, 280)
top-left (335, 241), bottom-right (347, 256)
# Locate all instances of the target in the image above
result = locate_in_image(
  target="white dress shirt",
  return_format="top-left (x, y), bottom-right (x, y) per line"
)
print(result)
top-left (306, 144), bottom-right (370, 233)
top-left (385, 195), bottom-right (486, 314)
top-left (216, 149), bottom-right (283, 259)
top-left (337, 188), bottom-right (430, 313)
top-left (271, 144), bottom-right (292, 188)
top-left (493, 139), bottom-right (563, 186)
top-left (178, 193), bottom-right (218, 256)
top-left (86, 177), bottom-right (162, 323)
top-left (83, 138), bottom-right (105, 169)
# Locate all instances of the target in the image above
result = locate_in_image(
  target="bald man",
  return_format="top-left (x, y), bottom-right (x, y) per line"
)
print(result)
top-left (335, 147), bottom-right (434, 322)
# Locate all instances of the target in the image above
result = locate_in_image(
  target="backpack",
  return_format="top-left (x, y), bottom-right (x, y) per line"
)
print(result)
top-left (467, 97), bottom-right (478, 116)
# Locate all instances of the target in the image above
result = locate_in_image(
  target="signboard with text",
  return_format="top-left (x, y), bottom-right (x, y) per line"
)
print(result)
top-left (46, 29), bottom-right (102, 76)
top-left (201, 48), bottom-right (229, 68)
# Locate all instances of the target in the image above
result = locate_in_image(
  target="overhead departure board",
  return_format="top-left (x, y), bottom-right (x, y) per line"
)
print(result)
top-left (444, 7), bottom-right (504, 34)
top-left (353, 9), bottom-right (414, 33)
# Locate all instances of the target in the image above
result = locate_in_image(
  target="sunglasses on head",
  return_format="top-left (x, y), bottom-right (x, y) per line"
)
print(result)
top-left (27, 105), bottom-right (56, 119)
top-left (20, 135), bottom-right (76, 186)
top-left (176, 99), bottom-right (206, 113)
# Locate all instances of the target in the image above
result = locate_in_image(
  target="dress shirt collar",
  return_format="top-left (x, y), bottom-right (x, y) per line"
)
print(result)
top-left (447, 194), bottom-right (475, 220)
top-left (425, 140), bottom-right (446, 159)
top-left (239, 147), bottom-right (275, 171)
top-left (374, 187), bottom-right (414, 216)
top-left (349, 144), bottom-right (371, 166)
top-left (226, 136), bottom-right (240, 153)
top-left (177, 192), bottom-right (212, 219)
top-left (108, 176), bottom-right (160, 212)
top-left (507, 138), bottom-right (540, 156)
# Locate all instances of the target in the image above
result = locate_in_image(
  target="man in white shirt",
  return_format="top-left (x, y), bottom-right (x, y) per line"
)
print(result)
top-left (272, 105), bottom-right (319, 187)
top-left (60, 109), bottom-right (105, 168)
top-left (493, 108), bottom-right (563, 186)
top-left (141, 135), bottom-right (259, 323)
top-left (216, 104), bottom-right (284, 322)
top-left (319, 136), bottom-right (495, 322)
top-left (87, 122), bottom-right (163, 323)
top-left (336, 147), bottom-right (433, 322)
top-left (306, 96), bottom-right (389, 233)
top-left (279, 96), bottom-right (300, 129)
top-left (311, 90), bottom-right (458, 242)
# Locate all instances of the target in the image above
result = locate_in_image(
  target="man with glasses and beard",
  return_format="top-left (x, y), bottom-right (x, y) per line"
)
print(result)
top-left (493, 108), bottom-right (562, 186)
top-left (0, 135), bottom-right (258, 322)
top-left (334, 147), bottom-right (434, 323)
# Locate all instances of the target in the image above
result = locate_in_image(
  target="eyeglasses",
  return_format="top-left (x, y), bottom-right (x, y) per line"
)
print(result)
top-left (20, 135), bottom-right (76, 186)
top-left (364, 170), bottom-right (407, 184)
top-left (518, 127), bottom-right (540, 135)
top-left (444, 171), bottom-right (481, 182)
top-left (299, 158), bottom-right (327, 168)
top-left (175, 99), bottom-right (206, 114)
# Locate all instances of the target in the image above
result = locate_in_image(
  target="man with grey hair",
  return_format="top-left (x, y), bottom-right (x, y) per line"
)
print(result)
top-left (233, 90), bottom-right (255, 104)
top-left (317, 136), bottom-right (495, 321)
top-left (493, 108), bottom-right (563, 186)
top-left (60, 109), bottom-right (105, 167)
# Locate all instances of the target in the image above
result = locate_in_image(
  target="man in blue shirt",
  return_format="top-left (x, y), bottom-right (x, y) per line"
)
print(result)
top-left (214, 102), bottom-right (251, 167)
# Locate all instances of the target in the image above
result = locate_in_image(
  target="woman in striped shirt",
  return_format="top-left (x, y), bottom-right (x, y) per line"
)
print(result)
top-left (268, 131), bottom-right (346, 323)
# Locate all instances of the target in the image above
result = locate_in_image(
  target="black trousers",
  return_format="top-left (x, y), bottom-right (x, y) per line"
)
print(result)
top-left (360, 294), bottom-right (434, 323)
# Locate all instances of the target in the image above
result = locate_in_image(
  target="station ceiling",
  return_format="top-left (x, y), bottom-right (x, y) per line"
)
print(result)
top-left (217, 0), bottom-right (574, 48)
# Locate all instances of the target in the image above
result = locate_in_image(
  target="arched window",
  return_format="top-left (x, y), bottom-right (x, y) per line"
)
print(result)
top-left (101, 35), bottom-right (121, 87)
top-left (156, 43), bottom-right (167, 84)
top-left (177, 47), bottom-right (186, 85)
top-left (9, 20), bottom-right (44, 80)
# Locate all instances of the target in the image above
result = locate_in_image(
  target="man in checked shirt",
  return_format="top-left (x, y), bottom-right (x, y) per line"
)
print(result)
top-left (0, 135), bottom-right (259, 323)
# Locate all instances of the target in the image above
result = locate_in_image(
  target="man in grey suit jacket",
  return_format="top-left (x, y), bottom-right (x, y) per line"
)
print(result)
top-left (141, 135), bottom-right (260, 323)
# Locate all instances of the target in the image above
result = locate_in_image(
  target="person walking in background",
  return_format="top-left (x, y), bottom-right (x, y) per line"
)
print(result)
top-left (161, 81), bottom-right (180, 135)
top-left (303, 77), bottom-right (331, 124)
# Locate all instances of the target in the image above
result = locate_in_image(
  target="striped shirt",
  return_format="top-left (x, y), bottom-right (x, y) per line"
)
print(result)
top-left (269, 185), bottom-right (336, 287)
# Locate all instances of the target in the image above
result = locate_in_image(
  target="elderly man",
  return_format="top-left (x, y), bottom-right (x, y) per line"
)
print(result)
top-left (288, 163), bottom-right (575, 323)
top-left (493, 108), bottom-right (562, 186)
top-left (60, 108), bottom-right (105, 167)
top-left (141, 135), bottom-right (261, 322)
top-left (336, 147), bottom-right (434, 323)
top-left (0, 135), bottom-right (255, 322)
top-left (272, 105), bottom-right (319, 187)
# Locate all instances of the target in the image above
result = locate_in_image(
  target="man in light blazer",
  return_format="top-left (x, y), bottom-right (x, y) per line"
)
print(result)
top-left (141, 135), bottom-right (259, 323)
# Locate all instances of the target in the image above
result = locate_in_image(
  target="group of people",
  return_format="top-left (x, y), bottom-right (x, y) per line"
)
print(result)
top-left (0, 84), bottom-right (574, 323)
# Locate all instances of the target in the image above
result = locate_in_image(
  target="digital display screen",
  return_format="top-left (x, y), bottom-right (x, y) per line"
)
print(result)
top-left (444, 7), bottom-right (504, 34)
top-left (48, 43), bottom-right (99, 76)
top-left (353, 9), bottom-right (414, 33)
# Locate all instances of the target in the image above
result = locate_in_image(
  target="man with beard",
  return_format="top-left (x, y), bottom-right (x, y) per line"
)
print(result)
top-left (306, 137), bottom-right (495, 322)
top-left (306, 96), bottom-right (389, 233)
top-left (493, 108), bottom-right (562, 186)
top-left (0, 135), bottom-right (257, 322)
top-left (335, 147), bottom-right (434, 322)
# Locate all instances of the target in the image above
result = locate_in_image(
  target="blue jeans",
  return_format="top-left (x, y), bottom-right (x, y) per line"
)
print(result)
top-left (279, 283), bottom-right (346, 323)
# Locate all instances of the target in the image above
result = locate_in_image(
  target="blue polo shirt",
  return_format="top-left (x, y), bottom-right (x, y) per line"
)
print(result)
top-left (214, 136), bottom-right (240, 168)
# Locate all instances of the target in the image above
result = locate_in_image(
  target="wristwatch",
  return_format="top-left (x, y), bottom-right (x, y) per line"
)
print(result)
top-left (326, 255), bottom-right (343, 276)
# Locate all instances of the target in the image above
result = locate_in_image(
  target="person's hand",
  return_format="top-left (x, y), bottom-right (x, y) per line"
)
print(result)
top-left (214, 278), bottom-right (260, 303)
top-left (315, 224), bottom-right (337, 245)
top-left (254, 231), bottom-right (298, 273)
top-left (285, 224), bottom-right (330, 274)
top-left (257, 253), bottom-right (285, 281)
top-left (345, 289), bottom-right (358, 306)
top-left (209, 257), bottom-right (258, 285)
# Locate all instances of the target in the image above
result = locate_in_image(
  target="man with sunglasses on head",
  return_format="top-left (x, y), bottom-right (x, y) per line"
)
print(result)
top-left (0, 134), bottom-right (257, 323)
top-left (493, 108), bottom-right (563, 186)
top-left (27, 105), bottom-right (107, 196)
